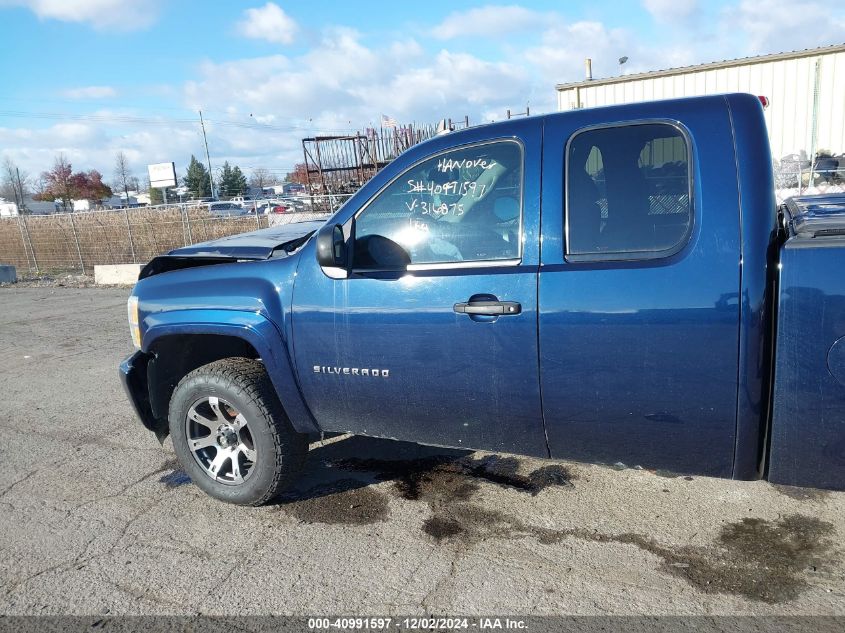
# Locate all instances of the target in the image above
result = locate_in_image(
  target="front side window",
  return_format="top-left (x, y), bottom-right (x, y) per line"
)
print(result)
top-left (566, 123), bottom-right (692, 260)
top-left (354, 141), bottom-right (523, 267)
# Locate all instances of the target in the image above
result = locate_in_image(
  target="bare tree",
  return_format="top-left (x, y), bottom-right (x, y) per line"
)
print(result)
top-left (249, 167), bottom-right (278, 191)
top-left (0, 158), bottom-right (17, 202)
top-left (2, 157), bottom-right (31, 212)
top-left (113, 151), bottom-right (135, 208)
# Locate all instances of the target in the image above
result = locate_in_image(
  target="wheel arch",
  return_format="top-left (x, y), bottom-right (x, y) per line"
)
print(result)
top-left (142, 310), bottom-right (320, 436)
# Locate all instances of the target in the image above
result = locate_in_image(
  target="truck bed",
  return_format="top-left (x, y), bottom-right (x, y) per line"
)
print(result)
top-left (768, 194), bottom-right (845, 489)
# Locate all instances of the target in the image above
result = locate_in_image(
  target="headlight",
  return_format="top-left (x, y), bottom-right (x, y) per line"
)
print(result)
top-left (127, 296), bottom-right (141, 350)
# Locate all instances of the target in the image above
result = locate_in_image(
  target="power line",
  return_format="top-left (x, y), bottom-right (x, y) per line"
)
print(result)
top-left (0, 109), bottom-right (356, 135)
top-left (0, 96), bottom-right (312, 123)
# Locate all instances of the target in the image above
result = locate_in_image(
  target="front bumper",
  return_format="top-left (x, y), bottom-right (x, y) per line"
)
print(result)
top-left (119, 351), bottom-right (165, 440)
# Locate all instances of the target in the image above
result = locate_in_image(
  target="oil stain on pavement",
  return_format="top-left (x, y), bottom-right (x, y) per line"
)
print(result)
top-left (417, 503), bottom-right (835, 603)
top-left (275, 453), bottom-right (571, 527)
top-left (282, 479), bottom-right (390, 525)
top-left (334, 454), bottom-right (574, 499)
top-left (773, 484), bottom-right (831, 502)
top-left (164, 438), bottom-right (837, 604)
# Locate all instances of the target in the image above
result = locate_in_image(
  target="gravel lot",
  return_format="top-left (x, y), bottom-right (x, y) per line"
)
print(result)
top-left (0, 286), bottom-right (844, 616)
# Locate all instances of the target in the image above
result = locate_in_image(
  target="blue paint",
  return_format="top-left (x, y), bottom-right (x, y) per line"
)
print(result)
top-left (130, 255), bottom-right (319, 434)
top-left (539, 96), bottom-right (745, 476)
top-left (726, 93), bottom-right (780, 480)
top-left (291, 118), bottom-right (547, 456)
top-left (768, 200), bottom-right (845, 490)
top-left (119, 93), bottom-right (845, 491)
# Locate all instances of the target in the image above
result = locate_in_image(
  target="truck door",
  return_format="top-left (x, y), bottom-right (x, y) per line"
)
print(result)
top-left (539, 100), bottom-right (741, 476)
top-left (292, 121), bottom-right (547, 456)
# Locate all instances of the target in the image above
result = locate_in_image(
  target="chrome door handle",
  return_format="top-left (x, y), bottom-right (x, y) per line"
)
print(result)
top-left (453, 300), bottom-right (521, 315)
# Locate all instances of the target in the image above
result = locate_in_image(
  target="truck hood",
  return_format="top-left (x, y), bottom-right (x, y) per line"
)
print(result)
top-left (168, 220), bottom-right (325, 258)
top-left (139, 219), bottom-right (325, 280)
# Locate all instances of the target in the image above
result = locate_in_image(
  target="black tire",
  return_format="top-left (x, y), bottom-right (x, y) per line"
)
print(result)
top-left (168, 357), bottom-right (308, 505)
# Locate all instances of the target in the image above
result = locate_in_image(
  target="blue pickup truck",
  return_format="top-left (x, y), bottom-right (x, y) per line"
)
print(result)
top-left (120, 93), bottom-right (845, 505)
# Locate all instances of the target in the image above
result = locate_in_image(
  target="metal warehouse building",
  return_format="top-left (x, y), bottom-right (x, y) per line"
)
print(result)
top-left (556, 43), bottom-right (845, 167)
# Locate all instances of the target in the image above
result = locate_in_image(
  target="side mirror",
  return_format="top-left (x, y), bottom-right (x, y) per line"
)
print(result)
top-left (315, 223), bottom-right (347, 268)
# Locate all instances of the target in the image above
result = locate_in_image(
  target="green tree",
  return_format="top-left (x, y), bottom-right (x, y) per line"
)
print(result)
top-left (149, 187), bottom-right (176, 205)
top-left (231, 165), bottom-right (246, 195)
top-left (218, 161), bottom-right (248, 197)
top-left (184, 155), bottom-right (211, 198)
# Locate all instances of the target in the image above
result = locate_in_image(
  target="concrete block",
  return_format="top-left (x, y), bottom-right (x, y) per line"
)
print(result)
top-left (0, 265), bottom-right (16, 283)
top-left (94, 264), bottom-right (142, 285)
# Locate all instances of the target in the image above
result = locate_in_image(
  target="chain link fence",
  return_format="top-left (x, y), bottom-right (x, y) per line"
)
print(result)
top-left (9, 175), bottom-right (844, 276)
top-left (774, 158), bottom-right (845, 204)
top-left (0, 196), bottom-right (348, 275)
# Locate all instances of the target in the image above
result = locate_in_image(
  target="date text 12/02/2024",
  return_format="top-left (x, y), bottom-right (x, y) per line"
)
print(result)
top-left (306, 617), bottom-right (527, 630)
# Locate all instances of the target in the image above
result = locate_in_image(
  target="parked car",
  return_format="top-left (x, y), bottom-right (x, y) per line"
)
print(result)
top-left (121, 94), bottom-right (845, 505)
top-left (186, 197), bottom-right (213, 206)
top-left (207, 202), bottom-right (246, 217)
top-left (231, 195), bottom-right (257, 212)
top-left (282, 183), bottom-right (306, 196)
top-left (276, 196), bottom-right (308, 212)
top-left (257, 201), bottom-right (290, 215)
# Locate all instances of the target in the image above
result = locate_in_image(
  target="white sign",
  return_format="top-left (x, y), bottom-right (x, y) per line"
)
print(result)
top-left (0, 201), bottom-right (19, 217)
top-left (147, 162), bottom-right (177, 188)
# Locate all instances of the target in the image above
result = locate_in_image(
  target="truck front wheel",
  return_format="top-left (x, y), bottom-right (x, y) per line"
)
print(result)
top-left (168, 357), bottom-right (308, 505)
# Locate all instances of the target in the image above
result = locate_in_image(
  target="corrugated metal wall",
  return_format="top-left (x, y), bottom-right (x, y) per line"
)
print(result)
top-left (557, 50), bottom-right (845, 163)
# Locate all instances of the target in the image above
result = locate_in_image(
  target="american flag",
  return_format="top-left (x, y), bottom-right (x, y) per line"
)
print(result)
top-left (381, 114), bottom-right (397, 129)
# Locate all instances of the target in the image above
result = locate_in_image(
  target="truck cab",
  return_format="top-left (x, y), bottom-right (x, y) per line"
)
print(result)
top-left (120, 93), bottom-right (845, 505)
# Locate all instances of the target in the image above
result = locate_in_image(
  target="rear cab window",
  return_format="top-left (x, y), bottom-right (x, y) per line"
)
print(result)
top-left (566, 123), bottom-right (693, 261)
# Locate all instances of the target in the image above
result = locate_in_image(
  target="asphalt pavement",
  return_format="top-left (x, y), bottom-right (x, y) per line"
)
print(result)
top-left (0, 287), bottom-right (843, 616)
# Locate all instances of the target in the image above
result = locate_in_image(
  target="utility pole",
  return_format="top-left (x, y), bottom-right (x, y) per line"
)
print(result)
top-left (15, 167), bottom-right (26, 214)
top-left (198, 110), bottom-right (215, 199)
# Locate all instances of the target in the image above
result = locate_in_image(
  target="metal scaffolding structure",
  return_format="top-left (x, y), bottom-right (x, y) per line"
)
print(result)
top-left (301, 117), bottom-right (470, 194)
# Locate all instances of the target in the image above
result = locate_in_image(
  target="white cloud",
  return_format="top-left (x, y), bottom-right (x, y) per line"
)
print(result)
top-left (236, 2), bottom-right (297, 45)
top-left (0, 115), bottom-right (221, 185)
top-left (0, 0), bottom-right (159, 30)
top-left (184, 28), bottom-right (532, 133)
top-left (366, 51), bottom-right (531, 116)
top-left (61, 85), bottom-right (117, 99)
top-left (642, 0), bottom-right (699, 25)
top-left (523, 20), bottom-right (671, 87)
top-left (721, 0), bottom-right (845, 55)
top-left (0, 121), bottom-right (107, 175)
top-left (301, 27), bottom-right (381, 85)
top-left (6, 2), bottom-right (845, 188)
top-left (432, 4), bottom-right (546, 39)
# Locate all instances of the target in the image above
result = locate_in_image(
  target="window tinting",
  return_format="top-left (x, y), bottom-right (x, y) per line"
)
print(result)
top-left (567, 124), bottom-right (692, 258)
top-left (354, 141), bottom-right (522, 266)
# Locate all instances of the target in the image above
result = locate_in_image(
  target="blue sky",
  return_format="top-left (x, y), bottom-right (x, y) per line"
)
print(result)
top-left (1, 0), bottom-right (843, 184)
